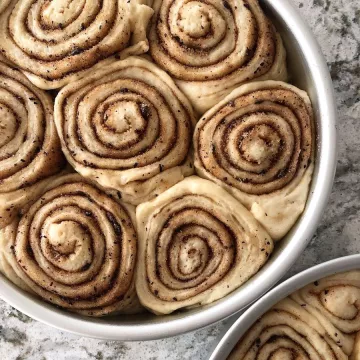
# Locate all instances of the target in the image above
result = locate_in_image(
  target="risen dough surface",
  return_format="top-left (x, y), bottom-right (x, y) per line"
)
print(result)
top-left (136, 176), bottom-right (273, 314)
top-left (229, 270), bottom-right (360, 359)
top-left (194, 81), bottom-right (314, 240)
top-left (0, 0), bottom-right (154, 89)
top-left (149, 0), bottom-right (287, 113)
top-left (54, 56), bottom-right (196, 205)
top-left (0, 60), bottom-right (64, 228)
top-left (0, 174), bottom-right (141, 316)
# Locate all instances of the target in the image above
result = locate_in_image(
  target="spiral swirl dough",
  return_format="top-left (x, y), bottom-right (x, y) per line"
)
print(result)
top-left (0, 0), bottom-right (154, 90)
top-left (194, 81), bottom-right (314, 240)
top-left (0, 174), bottom-right (141, 316)
top-left (291, 271), bottom-right (360, 356)
top-left (0, 60), bottom-right (65, 229)
top-left (228, 297), bottom-right (350, 360)
top-left (135, 176), bottom-right (273, 314)
top-left (148, 0), bottom-right (287, 114)
top-left (54, 56), bottom-right (196, 205)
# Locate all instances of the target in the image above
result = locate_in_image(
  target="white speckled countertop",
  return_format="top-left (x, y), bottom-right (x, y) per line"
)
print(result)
top-left (1, 1), bottom-right (359, 359)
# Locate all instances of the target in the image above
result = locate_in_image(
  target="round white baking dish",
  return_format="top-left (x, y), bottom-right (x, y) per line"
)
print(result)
top-left (0, 0), bottom-right (337, 340)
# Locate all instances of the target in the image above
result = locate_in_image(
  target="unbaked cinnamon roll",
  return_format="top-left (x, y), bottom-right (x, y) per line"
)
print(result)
top-left (0, 0), bottom-right (154, 89)
top-left (194, 81), bottom-right (314, 240)
top-left (149, 0), bottom-right (287, 113)
top-left (228, 298), bottom-right (350, 360)
top-left (54, 56), bottom-right (196, 205)
top-left (0, 174), bottom-right (140, 316)
top-left (0, 60), bottom-right (64, 228)
top-left (228, 270), bottom-right (360, 359)
top-left (292, 271), bottom-right (360, 355)
top-left (136, 176), bottom-right (273, 314)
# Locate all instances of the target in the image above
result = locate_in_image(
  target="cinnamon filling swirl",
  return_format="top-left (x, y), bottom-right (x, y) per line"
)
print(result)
top-left (0, 174), bottom-right (140, 316)
top-left (0, 0), bottom-right (154, 89)
top-left (54, 56), bottom-right (196, 205)
top-left (194, 81), bottom-right (314, 240)
top-left (149, 0), bottom-right (287, 113)
top-left (136, 176), bottom-right (273, 314)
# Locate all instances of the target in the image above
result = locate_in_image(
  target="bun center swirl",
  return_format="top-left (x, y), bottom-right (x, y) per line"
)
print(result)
top-left (136, 176), bottom-right (273, 314)
top-left (293, 271), bottom-right (360, 342)
top-left (151, 0), bottom-right (270, 80)
top-left (0, 0), bottom-right (154, 88)
top-left (152, 197), bottom-right (236, 300)
top-left (1, 175), bottom-right (140, 316)
top-left (196, 87), bottom-right (312, 195)
top-left (149, 0), bottom-right (288, 113)
top-left (45, 221), bottom-right (93, 272)
top-left (55, 57), bottom-right (195, 204)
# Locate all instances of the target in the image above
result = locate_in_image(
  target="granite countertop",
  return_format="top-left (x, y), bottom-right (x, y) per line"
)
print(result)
top-left (1, 1), bottom-right (359, 359)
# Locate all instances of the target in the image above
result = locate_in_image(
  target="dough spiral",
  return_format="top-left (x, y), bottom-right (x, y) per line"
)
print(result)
top-left (0, 60), bottom-right (65, 228)
top-left (228, 298), bottom-right (350, 360)
top-left (229, 271), bottom-right (360, 359)
top-left (0, 174), bottom-right (140, 316)
top-left (54, 56), bottom-right (196, 205)
top-left (194, 81), bottom-right (314, 240)
top-left (0, 0), bottom-right (154, 89)
top-left (136, 176), bottom-right (273, 314)
top-left (292, 271), bottom-right (360, 355)
top-left (149, 0), bottom-right (287, 113)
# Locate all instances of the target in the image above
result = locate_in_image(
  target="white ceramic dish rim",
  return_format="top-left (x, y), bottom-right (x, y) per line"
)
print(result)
top-left (209, 254), bottom-right (360, 360)
top-left (0, 0), bottom-right (337, 340)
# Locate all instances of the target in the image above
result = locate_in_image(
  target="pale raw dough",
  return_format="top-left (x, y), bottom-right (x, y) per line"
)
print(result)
top-left (0, 0), bottom-right (10, 14)
top-left (55, 56), bottom-right (196, 205)
top-left (136, 176), bottom-right (273, 314)
top-left (0, 221), bottom-right (32, 293)
top-left (0, 60), bottom-right (64, 228)
top-left (149, 0), bottom-right (287, 113)
top-left (291, 271), bottom-right (360, 355)
top-left (0, 174), bottom-right (141, 316)
top-left (0, 0), bottom-right (154, 89)
top-left (228, 270), bottom-right (360, 359)
top-left (228, 297), bottom-right (349, 360)
top-left (194, 81), bottom-right (314, 240)
top-left (351, 333), bottom-right (360, 360)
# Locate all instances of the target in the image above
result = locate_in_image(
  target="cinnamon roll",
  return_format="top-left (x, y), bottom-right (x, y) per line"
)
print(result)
top-left (136, 176), bottom-right (273, 314)
top-left (194, 81), bottom-right (314, 240)
top-left (0, 0), bottom-right (154, 89)
top-left (54, 56), bottom-right (196, 205)
top-left (0, 60), bottom-right (65, 228)
top-left (291, 271), bottom-right (360, 355)
top-left (228, 298), bottom-right (350, 360)
top-left (0, 174), bottom-right (140, 316)
top-left (149, 0), bottom-right (287, 113)
top-left (228, 271), bottom-right (360, 359)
